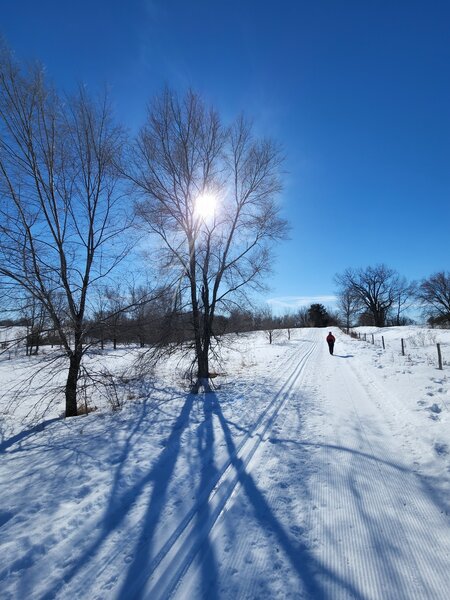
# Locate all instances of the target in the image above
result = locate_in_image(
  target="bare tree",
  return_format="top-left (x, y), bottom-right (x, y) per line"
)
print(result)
top-left (416, 271), bottom-right (450, 327)
top-left (226, 308), bottom-right (255, 334)
top-left (292, 307), bottom-right (310, 328)
top-left (103, 286), bottom-right (127, 350)
top-left (335, 265), bottom-right (399, 327)
top-left (0, 44), bottom-right (128, 416)
top-left (21, 294), bottom-right (47, 355)
top-left (127, 89), bottom-right (288, 391)
top-left (128, 283), bottom-right (153, 347)
top-left (255, 306), bottom-right (279, 344)
top-left (337, 289), bottom-right (360, 332)
top-left (391, 277), bottom-right (417, 326)
top-left (279, 311), bottom-right (297, 340)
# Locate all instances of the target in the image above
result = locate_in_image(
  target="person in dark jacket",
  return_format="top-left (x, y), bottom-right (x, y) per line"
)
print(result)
top-left (326, 332), bottom-right (335, 355)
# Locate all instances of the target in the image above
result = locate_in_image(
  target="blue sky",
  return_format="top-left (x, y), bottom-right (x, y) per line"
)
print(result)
top-left (2, 0), bottom-right (449, 313)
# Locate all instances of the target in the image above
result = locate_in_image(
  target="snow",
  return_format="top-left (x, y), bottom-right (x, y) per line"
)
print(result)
top-left (1, 327), bottom-right (449, 599)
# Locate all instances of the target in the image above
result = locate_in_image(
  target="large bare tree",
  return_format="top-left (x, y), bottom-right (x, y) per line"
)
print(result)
top-left (127, 89), bottom-right (288, 391)
top-left (335, 264), bottom-right (401, 327)
top-left (0, 44), bottom-right (127, 416)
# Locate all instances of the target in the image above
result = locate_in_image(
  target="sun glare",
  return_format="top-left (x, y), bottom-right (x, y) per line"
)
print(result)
top-left (195, 193), bottom-right (217, 220)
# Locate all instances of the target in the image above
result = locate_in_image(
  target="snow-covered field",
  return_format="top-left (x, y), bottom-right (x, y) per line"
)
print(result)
top-left (1, 326), bottom-right (449, 599)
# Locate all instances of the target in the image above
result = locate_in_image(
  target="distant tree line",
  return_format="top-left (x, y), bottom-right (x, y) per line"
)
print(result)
top-left (0, 301), bottom-right (335, 351)
top-left (2, 262), bottom-right (448, 365)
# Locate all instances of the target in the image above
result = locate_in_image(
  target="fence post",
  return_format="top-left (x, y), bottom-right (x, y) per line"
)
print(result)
top-left (437, 343), bottom-right (443, 370)
top-left (401, 338), bottom-right (405, 356)
top-left (364, 333), bottom-right (367, 341)
top-left (371, 334), bottom-right (374, 344)
top-left (382, 335), bottom-right (385, 350)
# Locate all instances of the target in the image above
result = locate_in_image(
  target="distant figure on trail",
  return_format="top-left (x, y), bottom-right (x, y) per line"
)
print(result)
top-left (326, 331), bottom-right (335, 355)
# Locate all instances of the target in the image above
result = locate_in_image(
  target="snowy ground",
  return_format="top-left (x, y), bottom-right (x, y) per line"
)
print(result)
top-left (1, 327), bottom-right (449, 599)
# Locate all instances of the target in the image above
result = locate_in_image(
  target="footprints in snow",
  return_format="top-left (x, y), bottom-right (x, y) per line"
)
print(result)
top-left (417, 378), bottom-right (449, 460)
top-left (418, 379), bottom-right (449, 421)
top-left (434, 442), bottom-right (449, 457)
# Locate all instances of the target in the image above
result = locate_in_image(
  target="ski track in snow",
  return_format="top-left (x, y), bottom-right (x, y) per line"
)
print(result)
top-left (142, 336), bottom-right (318, 600)
top-left (168, 329), bottom-right (450, 599)
top-left (1, 328), bottom-right (450, 599)
top-left (311, 347), bottom-right (450, 600)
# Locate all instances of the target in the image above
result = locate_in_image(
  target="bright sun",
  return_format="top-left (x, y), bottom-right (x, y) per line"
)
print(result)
top-left (195, 193), bottom-right (217, 220)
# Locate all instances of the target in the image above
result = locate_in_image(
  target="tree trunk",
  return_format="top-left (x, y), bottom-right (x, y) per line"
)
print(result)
top-left (192, 347), bottom-right (211, 393)
top-left (372, 307), bottom-right (386, 327)
top-left (65, 351), bottom-right (82, 417)
top-left (192, 311), bottom-right (212, 394)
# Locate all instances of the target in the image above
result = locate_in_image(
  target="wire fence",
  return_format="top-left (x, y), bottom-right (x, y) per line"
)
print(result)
top-left (349, 330), bottom-right (447, 370)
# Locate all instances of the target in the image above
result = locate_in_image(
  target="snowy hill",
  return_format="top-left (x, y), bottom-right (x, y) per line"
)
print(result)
top-left (1, 327), bottom-right (449, 599)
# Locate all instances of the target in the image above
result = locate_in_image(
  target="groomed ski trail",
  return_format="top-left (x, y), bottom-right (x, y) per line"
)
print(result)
top-left (168, 328), bottom-right (450, 600)
top-left (139, 332), bottom-right (320, 599)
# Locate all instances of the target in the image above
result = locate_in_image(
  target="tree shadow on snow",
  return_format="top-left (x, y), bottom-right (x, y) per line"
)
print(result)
top-left (39, 392), bottom-right (196, 600)
top-left (191, 392), bottom-right (363, 600)
top-left (267, 433), bottom-right (450, 598)
top-left (192, 395), bottom-right (450, 599)
top-left (119, 392), bottom-right (223, 600)
top-left (33, 383), bottom-right (450, 600)
top-left (0, 417), bottom-right (60, 453)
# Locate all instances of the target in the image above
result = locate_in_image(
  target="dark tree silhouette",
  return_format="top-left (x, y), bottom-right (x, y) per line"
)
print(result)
top-left (307, 303), bottom-right (331, 327)
top-left (0, 43), bottom-right (128, 416)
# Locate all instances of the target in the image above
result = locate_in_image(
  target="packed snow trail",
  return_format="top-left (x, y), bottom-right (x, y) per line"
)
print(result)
top-left (163, 329), bottom-right (450, 599)
top-left (303, 330), bottom-right (450, 599)
top-left (1, 328), bottom-right (449, 599)
top-left (138, 333), bottom-right (319, 599)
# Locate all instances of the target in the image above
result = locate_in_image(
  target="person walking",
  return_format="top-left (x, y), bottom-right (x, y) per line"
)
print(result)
top-left (326, 331), bottom-right (335, 355)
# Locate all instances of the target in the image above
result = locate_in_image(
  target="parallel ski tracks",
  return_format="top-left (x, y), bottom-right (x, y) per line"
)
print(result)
top-left (342, 360), bottom-right (450, 599)
top-left (140, 336), bottom-right (320, 599)
top-left (50, 336), bottom-right (319, 599)
top-left (315, 352), bottom-right (450, 599)
top-left (40, 339), bottom-right (316, 599)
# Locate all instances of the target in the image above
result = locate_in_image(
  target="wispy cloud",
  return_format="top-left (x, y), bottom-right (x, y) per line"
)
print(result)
top-left (267, 295), bottom-right (338, 311)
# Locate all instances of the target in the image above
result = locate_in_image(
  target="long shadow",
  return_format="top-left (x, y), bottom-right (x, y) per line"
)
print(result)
top-left (123, 393), bottom-right (221, 600)
top-left (269, 436), bottom-right (449, 514)
top-left (275, 432), bottom-right (450, 597)
top-left (207, 392), bottom-right (362, 600)
top-left (113, 389), bottom-right (450, 598)
top-left (333, 354), bottom-right (354, 359)
top-left (191, 392), bottom-right (220, 599)
top-left (11, 379), bottom-right (450, 599)
top-left (0, 418), bottom-right (60, 453)
top-left (114, 392), bottom-right (195, 599)
top-left (40, 393), bottom-right (195, 600)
